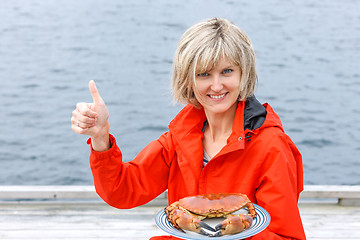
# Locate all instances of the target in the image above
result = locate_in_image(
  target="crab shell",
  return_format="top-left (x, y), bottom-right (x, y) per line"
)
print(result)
top-left (165, 193), bottom-right (257, 236)
top-left (178, 193), bottom-right (255, 218)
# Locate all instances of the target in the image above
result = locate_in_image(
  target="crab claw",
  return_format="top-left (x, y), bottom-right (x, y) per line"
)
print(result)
top-left (214, 215), bottom-right (253, 236)
top-left (170, 209), bottom-right (216, 236)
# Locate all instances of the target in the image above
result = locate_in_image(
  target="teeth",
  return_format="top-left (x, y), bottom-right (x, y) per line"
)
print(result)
top-left (209, 93), bottom-right (226, 99)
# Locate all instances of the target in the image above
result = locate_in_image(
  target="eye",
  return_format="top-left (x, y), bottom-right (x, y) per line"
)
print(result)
top-left (197, 72), bottom-right (209, 77)
top-left (223, 69), bottom-right (233, 74)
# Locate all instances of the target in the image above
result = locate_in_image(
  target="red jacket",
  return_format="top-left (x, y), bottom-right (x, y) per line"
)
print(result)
top-left (89, 99), bottom-right (306, 240)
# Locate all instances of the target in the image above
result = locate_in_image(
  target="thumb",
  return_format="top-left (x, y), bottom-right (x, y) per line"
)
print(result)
top-left (88, 80), bottom-right (102, 103)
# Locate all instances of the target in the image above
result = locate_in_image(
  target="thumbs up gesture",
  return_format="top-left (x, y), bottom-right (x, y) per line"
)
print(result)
top-left (71, 80), bottom-right (110, 151)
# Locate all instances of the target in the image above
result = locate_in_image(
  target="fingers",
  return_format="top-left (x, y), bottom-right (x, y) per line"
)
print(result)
top-left (72, 111), bottom-right (96, 127)
top-left (71, 102), bottom-right (98, 134)
top-left (76, 102), bottom-right (98, 118)
top-left (88, 80), bottom-right (102, 104)
top-left (71, 117), bottom-right (95, 135)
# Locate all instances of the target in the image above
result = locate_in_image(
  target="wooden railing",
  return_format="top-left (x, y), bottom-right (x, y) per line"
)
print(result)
top-left (0, 185), bottom-right (359, 206)
top-left (300, 185), bottom-right (360, 205)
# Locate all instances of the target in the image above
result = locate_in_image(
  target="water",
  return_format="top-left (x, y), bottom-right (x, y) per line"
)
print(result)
top-left (0, 0), bottom-right (359, 186)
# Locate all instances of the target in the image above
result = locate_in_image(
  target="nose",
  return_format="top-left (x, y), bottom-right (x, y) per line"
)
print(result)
top-left (210, 75), bottom-right (223, 92)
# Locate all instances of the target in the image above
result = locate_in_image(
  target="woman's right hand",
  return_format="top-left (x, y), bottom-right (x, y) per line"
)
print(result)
top-left (71, 80), bottom-right (110, 151)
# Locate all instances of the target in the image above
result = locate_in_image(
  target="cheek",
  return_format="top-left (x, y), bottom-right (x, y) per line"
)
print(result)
top-left (193, 88), bottom-right (204, 103)
top-left (229, 79), bottom-right (241, 94)
top-left (193, 81), bottom-right (207, 96)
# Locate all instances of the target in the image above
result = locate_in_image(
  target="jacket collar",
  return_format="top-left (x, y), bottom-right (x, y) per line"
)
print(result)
top-left (259, 103), bottom-right (284, 133)
top-left (168, 105), bottom-right (206, 194)
top-left (169, 101), bottom-right (247, 150)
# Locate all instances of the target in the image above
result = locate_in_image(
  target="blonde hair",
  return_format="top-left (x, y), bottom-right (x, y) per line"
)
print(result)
top-left (172, 18), bottom-right (258, 107)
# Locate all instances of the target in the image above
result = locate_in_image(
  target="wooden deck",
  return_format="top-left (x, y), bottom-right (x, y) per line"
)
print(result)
top-left (0, 185), bottom-right (359, 239)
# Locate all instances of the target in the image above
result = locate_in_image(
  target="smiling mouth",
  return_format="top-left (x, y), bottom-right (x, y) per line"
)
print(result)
top-left (208, 93), bottom-right (227, 99)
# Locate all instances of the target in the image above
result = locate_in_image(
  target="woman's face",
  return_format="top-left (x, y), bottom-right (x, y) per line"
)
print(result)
top-left (194, 57), bottom-right (241, 116)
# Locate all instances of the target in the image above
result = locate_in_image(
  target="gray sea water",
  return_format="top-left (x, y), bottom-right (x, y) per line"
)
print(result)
top-left (0, 0), bottom-right (359, 186)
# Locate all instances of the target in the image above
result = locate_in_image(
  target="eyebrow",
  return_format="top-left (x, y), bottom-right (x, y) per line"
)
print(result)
top-left (196, 63), bottom-right (235, 73)
top-left (219, 65), bottom-right (235, 71)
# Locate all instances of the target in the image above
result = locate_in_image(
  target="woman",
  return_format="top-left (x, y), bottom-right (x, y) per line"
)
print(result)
top-left (71, 18), bottom-right (306, 239)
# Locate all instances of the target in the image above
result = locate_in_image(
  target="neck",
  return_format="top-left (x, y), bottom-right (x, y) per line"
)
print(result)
top-left (204, 102), bottom-right (238, 142)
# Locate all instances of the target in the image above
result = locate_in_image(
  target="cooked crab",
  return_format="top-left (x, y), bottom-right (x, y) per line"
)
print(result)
top-left (164, 193), bottom-right (257, 237)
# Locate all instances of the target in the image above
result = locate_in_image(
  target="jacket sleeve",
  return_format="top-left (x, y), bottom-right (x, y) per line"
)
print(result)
top-left (88, 133), bottom-right (173, 209)
top-left (249, 132), bottom-right (306, 240)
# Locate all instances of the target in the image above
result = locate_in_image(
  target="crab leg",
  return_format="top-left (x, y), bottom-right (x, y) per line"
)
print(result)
top-left (246, 202), bottom-right (257, 218)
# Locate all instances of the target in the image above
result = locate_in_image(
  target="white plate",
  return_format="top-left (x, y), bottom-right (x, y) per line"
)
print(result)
top-left (155, 204), bottom-right (271, 239)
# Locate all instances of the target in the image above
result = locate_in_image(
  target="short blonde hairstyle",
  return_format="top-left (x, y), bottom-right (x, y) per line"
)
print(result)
top-left (172, 18), bottom-right (258, 107)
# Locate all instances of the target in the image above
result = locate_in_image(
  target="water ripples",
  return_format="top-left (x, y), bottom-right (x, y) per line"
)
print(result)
top-left (1, 0), bottom-right (359, 185)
